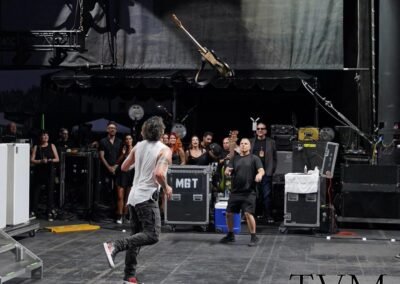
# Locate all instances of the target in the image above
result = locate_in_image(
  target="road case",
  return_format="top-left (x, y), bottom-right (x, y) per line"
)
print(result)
top-left (165, 165), bottom-right (211, 225)
top-left (283, 172), bottom-right (323, 228)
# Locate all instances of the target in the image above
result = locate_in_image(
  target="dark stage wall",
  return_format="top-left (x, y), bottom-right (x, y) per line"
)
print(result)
top-left (0, 0), bottom-right (343, 69)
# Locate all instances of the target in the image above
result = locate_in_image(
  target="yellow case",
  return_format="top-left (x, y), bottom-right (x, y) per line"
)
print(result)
top-left (298, 127), bottom-right (319, 141)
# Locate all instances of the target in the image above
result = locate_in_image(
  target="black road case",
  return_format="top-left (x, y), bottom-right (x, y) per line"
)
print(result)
top-left (283, 173), bottom-right (325, 228)
top-left (165, 165), bottom-right (211, 225)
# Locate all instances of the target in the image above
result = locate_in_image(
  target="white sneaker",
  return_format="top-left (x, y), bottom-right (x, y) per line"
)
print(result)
top-left (116, 218), bottom-right (123, 224)
top-left (103, 242), bottom-right (117, 268)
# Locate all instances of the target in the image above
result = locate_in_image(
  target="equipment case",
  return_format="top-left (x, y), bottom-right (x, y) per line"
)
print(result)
top-left (283, 173), bottom-right (325, 228)
top-left (165, 165), bottom-right (211, 225)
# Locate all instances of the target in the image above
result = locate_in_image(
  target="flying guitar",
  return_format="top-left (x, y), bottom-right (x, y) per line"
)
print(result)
top-left (171, 14), bottom-right (234, 80)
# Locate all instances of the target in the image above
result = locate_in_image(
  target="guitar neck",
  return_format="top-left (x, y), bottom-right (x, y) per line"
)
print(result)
top-left (177, 25), bottom-right (207, 54)
top-left (172, 14), bottom-right (207, 53)
top-left (229, 131), bottom-right (239, 159)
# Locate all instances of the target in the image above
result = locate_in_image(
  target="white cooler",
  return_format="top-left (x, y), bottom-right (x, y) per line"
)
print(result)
top-left (0, 144), bottom-right (7, 228)
top-left (6, 143), bottom-right (30, 225)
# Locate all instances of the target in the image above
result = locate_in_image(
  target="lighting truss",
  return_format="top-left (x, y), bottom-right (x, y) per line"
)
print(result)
top-left (0, 30), bottom-right (85, 51)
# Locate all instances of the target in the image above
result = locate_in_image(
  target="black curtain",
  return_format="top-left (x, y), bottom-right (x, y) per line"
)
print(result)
top-left (1, 0), bottom-right (343, 69)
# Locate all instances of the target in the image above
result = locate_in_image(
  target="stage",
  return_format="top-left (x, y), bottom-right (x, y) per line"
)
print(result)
top-left (6, 219), bottom-right (400, 284)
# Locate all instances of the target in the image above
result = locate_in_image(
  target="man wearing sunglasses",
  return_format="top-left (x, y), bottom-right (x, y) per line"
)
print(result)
top-left (250, 122), bottom-right (277, 224)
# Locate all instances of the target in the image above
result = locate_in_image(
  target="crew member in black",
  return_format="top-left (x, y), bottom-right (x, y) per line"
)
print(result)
top-left (220, 138), bottom-right (264, 246)
top-left (200, 131), bottom-right (220, 164)
top-left (250, 122), bottom-right (277, 223)
top-left (2, 122), bottom-right (19, 142)
top-left (99, 121), bottom-right (123, 207)
top-left (30, 130), bottom-right (60, 221)
top-left (55, 128), bottom-right (74, 154)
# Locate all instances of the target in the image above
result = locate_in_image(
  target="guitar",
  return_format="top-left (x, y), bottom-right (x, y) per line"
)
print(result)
top-left (228, 130), bottom-right (239, 160)
top-left (220, 130), bottom-right (239, 192)
top-left (171, 14), bottom-right (234, 79)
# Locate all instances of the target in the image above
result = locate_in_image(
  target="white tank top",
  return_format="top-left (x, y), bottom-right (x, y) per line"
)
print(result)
top-left (127, 140), bottom-right (168, 206)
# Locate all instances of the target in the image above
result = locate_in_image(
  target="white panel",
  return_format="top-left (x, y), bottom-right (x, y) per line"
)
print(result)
top-left (6, 143), bottom-right (30, 225)
top-left (0, 144), bottom-right (7, 228)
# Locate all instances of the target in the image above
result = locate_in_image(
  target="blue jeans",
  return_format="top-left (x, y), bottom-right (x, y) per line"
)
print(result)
top-left (114, 200), bottom-right (161, 279)
top-left (260, 175), bottom-right (273, 217)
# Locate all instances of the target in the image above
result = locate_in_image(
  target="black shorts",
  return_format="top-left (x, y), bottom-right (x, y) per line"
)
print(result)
top-left (226, 191), bottom-right (256, 215)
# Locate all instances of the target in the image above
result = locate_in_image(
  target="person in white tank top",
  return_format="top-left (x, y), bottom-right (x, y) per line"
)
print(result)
top-left (103, 116), bottom-right (172, 284)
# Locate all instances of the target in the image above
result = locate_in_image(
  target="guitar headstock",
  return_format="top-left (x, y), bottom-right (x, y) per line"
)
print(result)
top-left (171, 14), bottom-right (183, 28)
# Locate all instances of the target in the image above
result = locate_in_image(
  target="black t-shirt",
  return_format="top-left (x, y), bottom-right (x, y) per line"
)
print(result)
top-left (228, 154), bottom-right (263, 193)
top-left (172, 151), bottom-right (181, 165)
top-left (252, 138), bottom-right (266, 167)
top-left (55, 139), bottom-right (74, 153)
top-left (99, 137), bottom-right (123, 165)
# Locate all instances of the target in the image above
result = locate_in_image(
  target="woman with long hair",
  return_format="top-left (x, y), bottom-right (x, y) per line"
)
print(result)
top-left (115, 134), bottom-right (135, 224)
top-left (169, 132), bottom-right (186, 165)
top-left (30, 130), bottom-right (60, 221)
top-left (185, 135), bottom-right (208, 165)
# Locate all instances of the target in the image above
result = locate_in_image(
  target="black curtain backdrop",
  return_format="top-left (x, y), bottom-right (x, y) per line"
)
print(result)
top-left (0, 0), bottom-right (343, 69)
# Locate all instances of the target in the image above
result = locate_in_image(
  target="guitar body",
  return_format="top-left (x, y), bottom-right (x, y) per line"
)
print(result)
top-left (200, 49), bottom-right (234, 78)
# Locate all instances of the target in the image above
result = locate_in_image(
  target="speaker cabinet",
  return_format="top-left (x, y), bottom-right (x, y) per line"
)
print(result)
top-left (60, 152), bottom-right (95, 213)
top-left (339, 164), bottom-right (400, 223)
top-left (292, 141), bottom-right (327, 173)
top-left (273, 151), bottom-right (293, 183)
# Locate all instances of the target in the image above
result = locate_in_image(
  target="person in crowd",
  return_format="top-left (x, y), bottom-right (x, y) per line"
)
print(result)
top-left (250, 122), bottom-right (277, 224)
top-left (98, 121), bottom-right (123, 207)
top-left (200, 131), bottom-right (213, 150)
top-left (221, 137), bottom-right (231, 161)
top-left (169, 132), bottom-right (186, 165)
top-left (220, 138), bottom-right (264, 246)
top-left (162, 133), bottom-right (169, 145)
top-left (185, 135), bottom-right (208, 165)
top-left (214, 137), bottom-right (236, 193)
top-left (30, 130), bottom-right (60, 221)
top-left (202, 131), bottom-right (222, 163)
top-left (115, 134), bottom-right (135, 224)
top-left (103, 116), bottom-right (172, 284)
top-left (2, 122), bottom-right (19, 142)
top-left (55, 127), bottom-right (74, 154)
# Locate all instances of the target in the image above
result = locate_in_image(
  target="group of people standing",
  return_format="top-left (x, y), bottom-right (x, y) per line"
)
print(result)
top-left (7, 116), bottom-right (277, 283)
top-left (102, 117), bottom-right (277, 284)
top-left (161, 131), bottom-right (215, 166)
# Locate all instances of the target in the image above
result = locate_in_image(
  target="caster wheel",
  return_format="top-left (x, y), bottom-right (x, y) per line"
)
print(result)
top-left (279, 226), bottom-right (287, 234)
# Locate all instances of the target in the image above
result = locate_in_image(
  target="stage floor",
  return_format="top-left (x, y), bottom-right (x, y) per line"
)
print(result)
top-left (6, 219), bottom-right (400, 284)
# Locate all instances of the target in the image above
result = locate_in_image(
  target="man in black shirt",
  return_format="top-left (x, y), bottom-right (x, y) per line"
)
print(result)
top-left (55, 128), bottom-right (74, 154)
top-left (99, 121), bottom-right (123, 208)
top-left (1, 122), bottom-right (19, 142)
top-left (250, 122), bottom-right (277, 223)
top-left (220, 138), bottom-right (264, 246)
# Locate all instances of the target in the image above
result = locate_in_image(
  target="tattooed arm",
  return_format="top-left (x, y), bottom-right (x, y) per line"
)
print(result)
top-left (155, 147), bottom-right (173, 199)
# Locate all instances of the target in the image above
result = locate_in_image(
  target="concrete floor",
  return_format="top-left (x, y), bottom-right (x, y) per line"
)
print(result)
top-left (5, 219), bottom-right (400, 284)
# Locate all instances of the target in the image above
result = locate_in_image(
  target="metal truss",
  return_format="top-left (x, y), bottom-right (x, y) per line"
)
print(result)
top-left (0, 30), bottom-right (85, 51)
